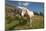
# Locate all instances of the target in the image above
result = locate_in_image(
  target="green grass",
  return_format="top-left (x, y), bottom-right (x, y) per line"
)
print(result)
top-left (32, 15), bottom-right (44, 29)
top-left (5, 15), bottom-right (44, 30)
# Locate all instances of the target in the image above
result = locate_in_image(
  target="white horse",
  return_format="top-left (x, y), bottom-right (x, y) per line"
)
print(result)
top-left (21, 7), bottom-right (34, 27)
top-left (18, 6), bottom-right (34, 26)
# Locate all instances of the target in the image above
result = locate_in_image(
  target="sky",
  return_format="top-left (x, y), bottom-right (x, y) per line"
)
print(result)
top-left (5, 0), bottom-right (44, 14)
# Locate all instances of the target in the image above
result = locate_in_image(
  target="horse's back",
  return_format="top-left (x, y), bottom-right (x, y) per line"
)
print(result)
top-left (28, 11), bottom-right (34, 18)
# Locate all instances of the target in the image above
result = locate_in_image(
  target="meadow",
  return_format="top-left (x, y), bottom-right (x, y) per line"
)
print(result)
top-left (5, 5), bottom-right (44, 30)
top-left (5, 15), bottom-right (44, 30)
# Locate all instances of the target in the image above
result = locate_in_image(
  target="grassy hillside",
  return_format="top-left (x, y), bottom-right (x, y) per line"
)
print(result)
top-left (5, 5), bottom-right (44, 30)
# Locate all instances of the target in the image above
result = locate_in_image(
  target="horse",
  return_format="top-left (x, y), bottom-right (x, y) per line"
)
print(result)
top-left (21, 7), bottom-right (34, 27)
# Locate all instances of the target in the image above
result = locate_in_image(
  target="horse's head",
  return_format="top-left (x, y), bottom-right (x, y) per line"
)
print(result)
top-left (21, 8), bottom-right (27, 16)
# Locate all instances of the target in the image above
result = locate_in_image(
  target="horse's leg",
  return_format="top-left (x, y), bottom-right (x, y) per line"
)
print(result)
top-left (25, 18), bottom-right (30, 27)
top-left (29, 19), bottom-right (32, 28)
top-left (26, 18), bottom-right (29, 26)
